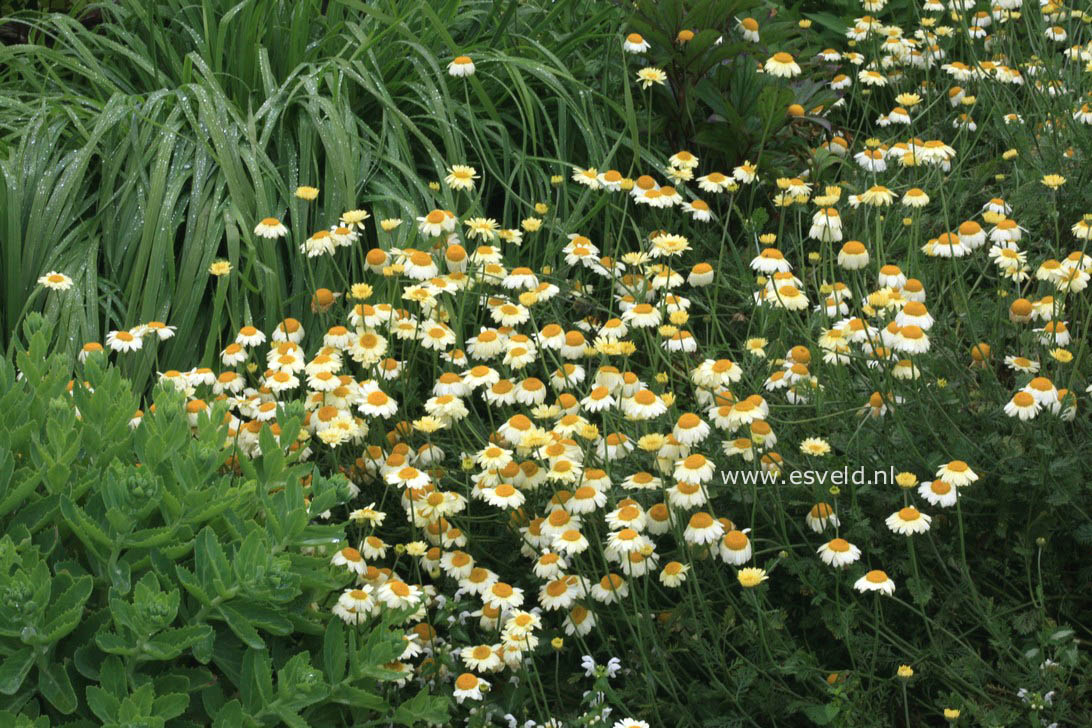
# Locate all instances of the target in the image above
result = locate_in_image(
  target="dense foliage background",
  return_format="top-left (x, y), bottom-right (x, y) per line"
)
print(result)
top-left (1, 1), bottom-right (1090, 727)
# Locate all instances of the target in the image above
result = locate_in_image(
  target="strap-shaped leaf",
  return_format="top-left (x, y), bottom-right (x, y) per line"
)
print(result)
top-left (322, 619), bottom-right (346, 683)
top-left (194, 527), bottom-right (233, 598)
top-left (239, 649), bottom-right (273, 712)
top-left (38, 658), bottom-right (78, 714)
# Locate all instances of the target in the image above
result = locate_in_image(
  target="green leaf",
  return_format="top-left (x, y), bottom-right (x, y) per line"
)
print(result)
top-left (40, 574), bottom-right (93, 643)
top-left (275, 709), bottom-right (308, 728)
top-left (391, 686), bottom-right (449, 727)
top-left (124, 525), bottom-right (190, 549)
top-left (38, 658), bottom-right (78, 714)
top-left (174, 565), bottom-right (211, 605)
top-left (239, 650), bottom-right (273, 713)
top-left (99, 655), bottom-right (128, 699)
top-left (233, 527), bottom-right (265, 584)
top-left (330, 684), bottom-right (387, 711)
top-left (217, 604), bottom-right (265, 650)
top-left (322, 618), bottom-right (346, 683)
top-left (143, 624), bottom-right (215, 660)
top-left (195, 527), bottom-right (233, 599)
top-left (239, 605), bottom-right (293, 636)
top-left (800, 703), bottom-right (839, 725)
top-left (86, 685), bottom-right (121, 723)
top-left (96, 630), bottom-right (136, 656)
top-left (0, 647), bottom-right (36, 695)
top-left (0, 455), bottom-right (42, 520)
top-left (212, 700), bottom-right (246, 728)
top-left (152, 692), bottom-right (190, 720)
top-left (59, 496), bottom-right (113, 553)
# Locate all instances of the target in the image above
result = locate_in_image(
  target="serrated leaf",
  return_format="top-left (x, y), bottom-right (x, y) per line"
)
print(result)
top-left (217, 604), bottom-right (265, 650)
top-left (38, 659), bottom-right (77, 714)
top-left (96, 630), bottom-right (136, 656)
top-left (100, 655), bottom-right (127, 698)
top-left (40, 605), bottom-right (86, 645)
top-left (330, 684), bottom-right (386, 710)
top-left (40, 574), bottom-right (92, 643)
top-left (275, 709), bottom-right (308, 728)
top-left (195, 527), bottom-right (233, 598)
top-left (240, 649), bottom-right (273, 713)
top-left (174, 565), bottom-right (211, 605)
top-left (391, 686), bottom-right (449, 727)
top-left (322, 618), bottom-right (346, 683)
top-left (240, 605), bottom-right (293, 635)
top-left (800, 702), bottom-right (839, 725)
top-left (59, 496), bottom-right (113, 549)
top-left (86, 685), bottom-right (121, 723)
top-left (152, 692), bottom-right (189, 720)
top-left (212, 699), bottom-right (246, 728)
top-left (124, 525), bottom-right (190, 549)
top-left (0, 463), bottom-right (42, 520)
top-left (143, 624), bottom-right (215, 660)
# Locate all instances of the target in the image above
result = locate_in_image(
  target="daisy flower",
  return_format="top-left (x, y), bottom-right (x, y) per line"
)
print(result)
top-left (738, 17), bottom-right (760, 42)
top-left (106, 329), bottom-right (143, 353)
top-left (333, 588), bottom-right (376, 624)
top-left (719, 529), bottom-right (752, 565)
top-left (1004, 391), bottom-right (1040, 421)
top-left (936, 460), bottom-right (978, 487)
top-left (236, 325), bottom-right (266, 347)
top-left (452, 673), bottom-right (488, 703)
top-left (817, 538), bottom-right (861, 567)
top-left (674, 453), bottom-right (715, 483)
top-left (805, 503), bottom-right (839, 532)
top-left (448, 55), bottom-right (475, 77)
top-left (885, 507), bottom-right (932, 535)
top-left (376, 580), bottom-right (422, 610)
top-left (764, 52), bottom-right (801, 77)
top-left (918, 479), bottom-right (958, 508)
top-left (417, 209), bottom-right (457, 237)
top-left (483, 582), bottom-right (524, 610)
top-left (331, 547), bottom-right (366, 575)
top-left (800, 437), bottom-right (831, 456)
top-left (737, 567), bottom-right (768, 588)
top-left (684, 512), bottom-right (724, 545)
top-left (590, 573), bottom-right (629, 603)
top-left (253, 217), bottom-right (288, 238)
top-left (460, 645), bottom-right (502, 673)
top-left (464, 217), bottom-right (499, 241)
top-left (444, 165), bottom-right (479, 191)
top-left (38, 271), bottom-right (73, 291)
top-left (623, 32), bottom-right (650, 53)
top-left (659, 561), bottom-right (689, 587)
top-left (636, 66), bottom-right (667, 89)
top-left (854, 569), bottom-right (895, 595)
